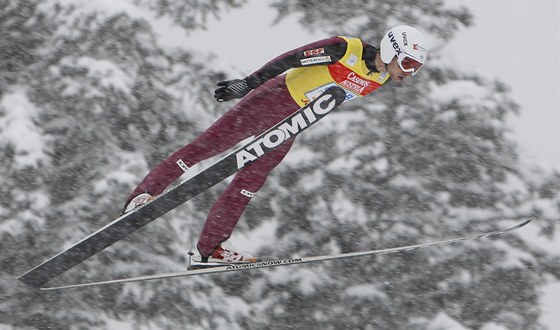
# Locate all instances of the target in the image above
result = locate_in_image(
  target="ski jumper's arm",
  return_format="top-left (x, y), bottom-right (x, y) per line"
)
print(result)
top-left (244, 37), bottom-right (355, 89)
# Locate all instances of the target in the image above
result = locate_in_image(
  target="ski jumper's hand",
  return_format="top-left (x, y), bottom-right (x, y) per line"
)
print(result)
top-left (214, 79), bottom-right (252, 102)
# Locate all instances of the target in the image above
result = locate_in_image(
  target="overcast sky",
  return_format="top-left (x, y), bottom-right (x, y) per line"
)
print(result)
top-left (445, 0), bottom-right (560, 171)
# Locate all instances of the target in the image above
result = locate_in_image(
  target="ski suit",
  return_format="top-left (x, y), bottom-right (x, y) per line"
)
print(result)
top-left (126, 36), bottom-right (391, 257)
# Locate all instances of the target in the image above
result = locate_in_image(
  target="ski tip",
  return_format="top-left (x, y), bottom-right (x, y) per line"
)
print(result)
top-left (498, 218), bottom-right (532, 234)
top-left (518, 218), bottom-right (533, 228)
top-left (328, 85), bottom-right (347, 99)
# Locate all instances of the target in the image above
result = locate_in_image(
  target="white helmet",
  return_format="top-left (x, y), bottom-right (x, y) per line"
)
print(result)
top-left (379, 25), bottom-right (428, 75)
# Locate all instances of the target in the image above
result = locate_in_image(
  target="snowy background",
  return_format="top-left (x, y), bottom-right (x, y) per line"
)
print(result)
top-left (1, 1), bottom-right (559, 329)
top-left (186, 1), bottom-right (560, 328)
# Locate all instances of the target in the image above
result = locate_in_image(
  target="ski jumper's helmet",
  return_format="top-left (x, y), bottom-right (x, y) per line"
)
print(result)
top-left (380, 25), bottom-right (428, 75)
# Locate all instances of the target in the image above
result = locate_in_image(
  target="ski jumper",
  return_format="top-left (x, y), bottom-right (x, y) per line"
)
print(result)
top-left (126, 36), bottom-right (391, 257)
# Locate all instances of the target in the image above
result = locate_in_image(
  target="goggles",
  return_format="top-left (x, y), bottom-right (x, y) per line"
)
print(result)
top-left (397, 54), bottom-right (424, 75)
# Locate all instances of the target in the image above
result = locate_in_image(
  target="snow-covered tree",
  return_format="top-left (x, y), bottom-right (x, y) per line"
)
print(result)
top-left (239, 1), bottom-right (559, 329)
top-left (1, 1), bottom-right (558, 329)
top-left (2, 0), bottom-right (247, 329)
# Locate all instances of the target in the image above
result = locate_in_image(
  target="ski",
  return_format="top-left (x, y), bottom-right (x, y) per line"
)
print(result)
top-left (17, 87), bottom-right (347, 289)
top-left (38, 219), bottom-right (531, 291)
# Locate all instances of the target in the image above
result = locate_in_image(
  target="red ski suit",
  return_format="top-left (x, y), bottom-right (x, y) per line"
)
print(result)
top-left (127, 36), bottom-right (389, 257)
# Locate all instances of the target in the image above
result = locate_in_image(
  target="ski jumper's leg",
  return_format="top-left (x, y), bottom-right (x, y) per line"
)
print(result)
top-left (197, 139), bottom-right (294, 257)
top-left (195, 78), bottom-right (300, 257)
top-left (126, 76), bottom-right (294, 204)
